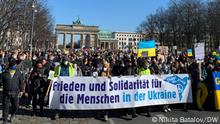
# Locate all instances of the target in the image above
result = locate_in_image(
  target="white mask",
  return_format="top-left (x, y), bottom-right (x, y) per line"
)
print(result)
top-left (64, 61), bottom-right (68, 65)
top-left (33, 56), bottom-right (37, 60)
top-left (50, 56), bottom-right (54, 61)
top-left (93, 72), bottom-right (98, 77)
top-left (20, 56), bottom-right (26, 60)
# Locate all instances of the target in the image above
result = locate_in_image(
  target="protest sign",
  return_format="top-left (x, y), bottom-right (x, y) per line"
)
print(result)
top-left (194, 43), bottom-right (205, 62)
top-left (187, 49), bottom-right (193, 57)
top-left (141, 51), bottom-right (148, 57)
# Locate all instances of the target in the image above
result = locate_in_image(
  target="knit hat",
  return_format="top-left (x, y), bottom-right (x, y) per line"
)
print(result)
top-left (8, 57), bottom-right (17, 67)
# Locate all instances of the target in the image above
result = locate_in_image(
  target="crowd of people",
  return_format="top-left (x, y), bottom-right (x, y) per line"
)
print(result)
top-left (0, 48), bottom-right (219, 123)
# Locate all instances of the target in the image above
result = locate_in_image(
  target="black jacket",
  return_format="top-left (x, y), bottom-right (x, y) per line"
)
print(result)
top-left (1, 69), bottom-right (24, 93)
top-left (30, 67), bottom-right (46, 91)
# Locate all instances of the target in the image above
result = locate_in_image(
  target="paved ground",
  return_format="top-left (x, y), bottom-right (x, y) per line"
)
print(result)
top-left (0, 89), bottom-right (219, 124)
top-left (0, 106), bottom-right (219, 124)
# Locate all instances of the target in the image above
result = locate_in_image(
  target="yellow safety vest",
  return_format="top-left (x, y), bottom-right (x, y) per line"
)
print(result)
top-left (138, 68), bottom-right (151, 75)
top-left (54, 63), bottom-right (74, 77)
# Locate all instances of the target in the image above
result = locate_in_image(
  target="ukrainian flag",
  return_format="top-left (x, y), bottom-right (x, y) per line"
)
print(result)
top-left (187, 49), bottom-right (193, 57)
top-left (212, 72), bottom-right (220, 110)
top-left (137, 40), bottom-right (156, 57)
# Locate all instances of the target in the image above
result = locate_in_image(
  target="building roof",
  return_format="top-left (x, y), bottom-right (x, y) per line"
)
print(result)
top-left (98, 30), bottom-right (117, 42)
top-left (99, 30), bottom-right (112, 34)
top-left (112, 31), bottom-right (143, 35)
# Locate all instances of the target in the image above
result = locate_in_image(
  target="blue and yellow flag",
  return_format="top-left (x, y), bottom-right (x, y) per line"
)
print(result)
top-left (212, 72), bottom-right (220, 110)
top-left (137, 40), bottom-right (156, 57)
top-left (187, 49), bottom-right (193, 57)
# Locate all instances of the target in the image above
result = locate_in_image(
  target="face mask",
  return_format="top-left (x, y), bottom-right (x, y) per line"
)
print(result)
top-left (93, 72), bottom-right (98, 77)
top-left (12, 55), bottom-right (17, 59)
top-left (64, 61), bottom-right (68, 66)
top-left (33, 56), bottom-right (37, 60)
top-left (144, 65), bottom-right (149, 69)
top-left (50, 56), bottom-right (54, 61)
top-left (121, 63), bottom-right (125, 67)
top-left (103, 67), bottom-right (107, 71)
top-left (42, 60), bottom-right (47, 65)
top-left (10, 65), bottom-right (17, 70)
top-left (19, 56), bottom-right (25, 60)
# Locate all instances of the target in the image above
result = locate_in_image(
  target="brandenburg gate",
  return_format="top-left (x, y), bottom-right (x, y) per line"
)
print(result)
top-left (55, 18), bottom-right (100, 49)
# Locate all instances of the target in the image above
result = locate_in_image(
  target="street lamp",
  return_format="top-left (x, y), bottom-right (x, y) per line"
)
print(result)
top-left (30, 0), bottom-right (37, 57)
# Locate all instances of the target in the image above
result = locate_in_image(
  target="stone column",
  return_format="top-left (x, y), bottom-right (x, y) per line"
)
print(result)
top-left (108, 41), bottom-right (110, 49)
top-left (112, 43), bottom-right (115, 49)
top-left (80, 34), bottom-right (83, 48)
top-left (104, 42), bottom-right (106, 49)
top-left (105, 42), bottom-right (108, 49)
top-left (85, 34), bottom-right (91, 48)
top-left (88, 34), bottom-right (91, 48)
top-left (63, 33), bottom-right (66, 49)
top-left (94, 34), bottom-right (99, 48)
top-left (56, 34), bottom-right (58, 49)
top-left (70, 33), bottom-right (74, 49)
top-left (98, 36), bottom-right (101, 48)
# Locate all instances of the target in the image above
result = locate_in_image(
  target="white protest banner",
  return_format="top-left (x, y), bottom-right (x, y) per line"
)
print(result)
top-left (194, 42), bottom-right (205, 62)
top-left (49, 74), bottom-right (192, 110)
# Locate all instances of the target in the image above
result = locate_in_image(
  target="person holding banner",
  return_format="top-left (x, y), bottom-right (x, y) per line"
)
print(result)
top-left (121, 58), bottom-right (138, 119)
top-left (137, 60), bottom-right (151, 75)
top-left (100, 59), bottom-right (111, 121)
top-left (53, 56), bottom-right (75, 119)
top-left (137, 60), bottom-right (151, 117)
top-left (30, 60), bottom-right (48, 116)
top-left (177, 60), bottom-right (189, 112)
top-left (54, 56), bottom-right (74, 77)
top-left (41, 58), bottom-right (51, 97)
top-left (196, 62), bottom-right (208, 111)
top-left (158, 59), bottom-right (172, 113)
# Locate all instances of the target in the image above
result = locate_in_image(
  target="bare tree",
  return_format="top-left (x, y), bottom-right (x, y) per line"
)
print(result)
top-left (137, 0), bottom-right (219, 51)
top-left (0, 0), bottom-right (54, 50)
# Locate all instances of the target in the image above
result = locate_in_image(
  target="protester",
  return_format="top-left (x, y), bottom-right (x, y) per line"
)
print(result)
top-left (30, 60), bottom-right (47, 115)
top-left (137, 59), bottom-right (151, 117)
top-left (1, 57), bottom-right (24, 124)
top-left (53, 56), bottom-right (75, 119)
top-left (196, 62), bottom-right (208, 111)
top-left (123, 58), bottom-right (138, 118)
top-left (0, 47), bottom-right (220, 121)
top-left (54, 56), bottom-right (74, 77)
top-left (158, 59), bottom-right (172, 113)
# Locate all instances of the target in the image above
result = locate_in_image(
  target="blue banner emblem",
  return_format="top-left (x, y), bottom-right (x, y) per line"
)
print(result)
top-left (164, 75), bottom-right (188, 101)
